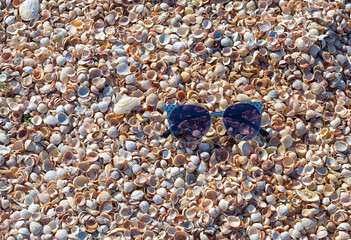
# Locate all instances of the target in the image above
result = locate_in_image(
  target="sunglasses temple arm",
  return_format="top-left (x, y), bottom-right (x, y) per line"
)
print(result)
top-left (161, 128), bottom-right (172, 138)
top-left (259, 128), bottom-right (269, 137)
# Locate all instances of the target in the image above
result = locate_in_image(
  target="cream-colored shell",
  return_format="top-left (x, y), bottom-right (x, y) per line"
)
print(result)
top-left (113, 96), bottom-right (141, 115)
top-left (19, 0), bottom-right (39, 21)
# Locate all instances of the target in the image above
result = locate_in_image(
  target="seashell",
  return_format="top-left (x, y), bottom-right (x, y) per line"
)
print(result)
top-left (0, 107), bottom-right (10, 117)
top-left (193, 29), bottom-right (206, 39)
top-left (201, 199), bottom-right (213, 211)
top-left (281, 135), bottom-right (293, 148)
top-left (100, 201), bottom-right (113, 213)
top-left (174, 230), bottom-right (188, 240)
top-left (194, 42), bottom-right (206, 55)
top-left (113, 96), bottom-right (141, 115)
top-left (282, 156), bottom-right (295, 168)
top-left (20, 0), bottom-right (39, 21)
top-left (158, 33), bottom-right (170, 45)
top-left (116, 63), bottom-right (130, 76)
top-left (73, 176), bottom-right (88, 188)
top-left (276, 204), bottom-right (289, 219)
top-left (335, 141), bottom-right (348, 153)
top-left (89, 68), bottom-right (101, 79)
top-left (44, 115), bottom-right (57, 126)
top-left (258, 20), bottom-right (271, 32)
top-left (301, 218), bottom-right (317, 232)
top-left (324, 184), bottom-right (334, 197)
top-left (237, 142), bottom-right (251, 156)
top-left (78, 86), bottom-right (90, 97)
top-left (227, 216), bottom-right (241, 228)
top-left (71, 20), bottom-right (84, 30)
top-left (145, 70), bottom-right (157, 81)
top-left (8, 102), bottom-right (19, 111)
top-left (177, 27), bottom-right (189, 37)
top-left (134, 173), bottom-right (147, 187)
top-left (173, 154), bottom-right (186, 166)
top-left (85, 217), bottom-right (98, 232)
top-left (120, 206), bottom-right (133, 219)
top-left (173, 42), bottom-right (186, 53)
top-left (296, 189), bottom-right (320, 202)
top-left (56, 113), bottom-right (69, 125)
top-left (6, 25), bottom-right (18, 35)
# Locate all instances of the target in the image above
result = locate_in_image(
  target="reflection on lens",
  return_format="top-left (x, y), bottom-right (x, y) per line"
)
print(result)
top-left (169, 105), bottom-right (211, 142)
top-left (223, 103), bottom-right (261, 141)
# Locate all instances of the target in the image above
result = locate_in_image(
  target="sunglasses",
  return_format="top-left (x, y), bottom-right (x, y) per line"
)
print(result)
top-left (161, 102), bottom-right (269, 143)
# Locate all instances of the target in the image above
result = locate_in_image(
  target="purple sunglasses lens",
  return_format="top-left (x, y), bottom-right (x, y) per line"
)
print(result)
top-left (223, 103), bottom-right (261, 141)
top-left (169, 105), bottom-right (211, 142)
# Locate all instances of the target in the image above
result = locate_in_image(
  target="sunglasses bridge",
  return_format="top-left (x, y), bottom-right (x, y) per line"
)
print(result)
top-left (210, 111), bottom-right (224, 117)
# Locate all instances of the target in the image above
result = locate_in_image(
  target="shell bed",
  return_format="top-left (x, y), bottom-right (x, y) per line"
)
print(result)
top-left (0, 0), bottom-right (351, 240)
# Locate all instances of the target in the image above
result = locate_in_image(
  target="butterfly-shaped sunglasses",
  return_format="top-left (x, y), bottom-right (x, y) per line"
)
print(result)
top-left (161, 102), bottom-right (269, 143)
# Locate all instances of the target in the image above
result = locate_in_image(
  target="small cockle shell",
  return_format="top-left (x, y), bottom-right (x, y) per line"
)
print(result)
top-left (158, 33), bottom-right (170, 45)
top-left (174, 230), bottom-right (188, 240)
top-left (296, 189), bottom-right (320, 202)
top-left (173, 42), bottom-right (186, 53)
top-left (73, 176), bottom-right (88, 188)
top-left (113, 96), bottom-right (141, 115)
top-left (335, 141), bottom-right (348, 153)
top-left (20, 0), bottom-right (39, 21)
top-left (227, 216), bottom-right (241, 228)
top-left (116, 63), bottom-right (130, 76)
top-left (44, 115), bottom-right (57, 126)
top-left (276, 205), bottom-right (289, 218)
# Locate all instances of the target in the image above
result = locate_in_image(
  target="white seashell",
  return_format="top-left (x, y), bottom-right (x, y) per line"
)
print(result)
top-left (37, 103), bottom-right (48, 113)
top-left (89, 68), bottom-right (102, 79)
top-left (0, 146), bottom-right (11, 156)
top-left (173, 42), bottom-right (186, 52)
top-left (56, 56), bottom-right (66, 66)
top-left (301, 218), bottom-right (317, 230)
top-left (131, 190), bottom-right (144, 200)
top-left (50, 134), bottom-right (62, 145)
top-left (281, 135), bottom-right (293, 148)
top-left (335, 141), bottom-right (348, 153)
top-left (277, 205), bottom-right (289, 218)
top-left (98, 101), bottom-right (109, 112)
top-left (78, 86), bottom-right (90, 97)
top-left (177, 27), bottom-right (189, 37)
top-left (0, 133), bottom-right (9, 145)
top-left (29, 221), bottom-right (42, 235)
top-left (113, 96), bottom-right (141, 115)
top-left (8, 102), bottom-right (19, 111)
top-left (125, 141), bottom-right (136, 152)
top-left (158, 33), bottom-right (170, 45)
top-left (19, 0), bottom-right (39, 21)
top-left (295, 122), bottom-right (306, 136)
top-left (57, 112), bottom-right (69, 125)
top-left (116, 63), bottom-right (130, 75)
top-left (31, 116), bottom-right (42, 126)
top-left (296, 189), bottom-right (320, 202)
top-left (107, 127), bottom-right (118, 138)
top-left (0, 74), bottom-right (7, 82)
top-left (140, 201), bottom-right (149, 212)
top-left (55, 229), bottom-right (68, 240)
top-left (44, 115), bottom-right (57, 125)
top-left (295, 37), bottom-right (307, 50)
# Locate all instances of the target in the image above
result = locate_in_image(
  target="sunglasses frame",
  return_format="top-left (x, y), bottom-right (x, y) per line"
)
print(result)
top-left (162, 102), bottom-right (269, 143)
